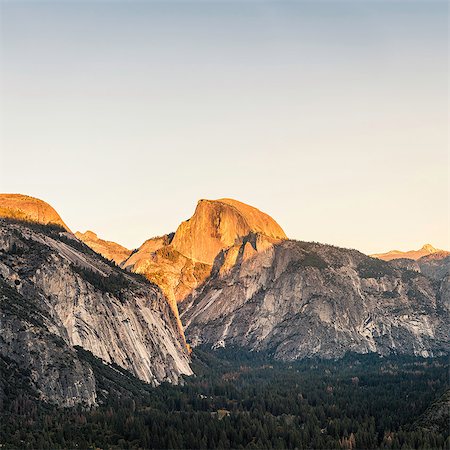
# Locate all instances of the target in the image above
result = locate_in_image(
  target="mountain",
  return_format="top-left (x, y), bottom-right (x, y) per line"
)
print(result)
top-left (121, 199), bottom-right (287, 307)
top-left (2, 192), bottom-right (447, 408)
top-left (75, 230), bottom-right (132, 265)
top-left (376, 253), bottom-right (450, 316)
top-left (169, 198), bottom-right (287, 265)
top-left (180, 239), bottom-right (449, 360)
top-left (0, 194), bottom-right (70, 231)
top-left (371, 244), bottom-right (446, 261)
top-left (0, 198), bottom-right (192, 407)
top-left (417, 251), bottom-right (450, 282)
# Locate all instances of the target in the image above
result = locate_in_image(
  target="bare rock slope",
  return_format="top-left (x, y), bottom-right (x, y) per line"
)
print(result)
top-left (75, 230), bottom-right (132, 265)
top-left (0, 194), bottom-right (70, 231)
top-left (0, 217), bottom-right (192, 407)
top-left (121, 199), bottom-right (287, 308)
top-left (181, 240), bottom-right (449, 360)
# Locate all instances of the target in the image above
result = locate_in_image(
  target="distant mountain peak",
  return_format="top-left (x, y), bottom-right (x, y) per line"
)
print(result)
top-left (371, 243), bottom-right (444, 261)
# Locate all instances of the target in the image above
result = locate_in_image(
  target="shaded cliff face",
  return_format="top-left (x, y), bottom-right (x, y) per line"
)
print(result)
top-left (0, 194), bottom-right (70, 231)
top-left (181, 240), bottom-right (448, 360)
top-left (417, 252), bottom-right (450, 316)
top-left (0, 279), bottom-right (97, 408)
top-left (75, 230), bottom-right (132, 265)
top-left (121, 199), bottom-right (287, 304)
top-left (371, 244), bottom-right (446, 261)
top-left (417, 252), bottom-right (450, 282)
top-left (0, 219), bottom-right (192, 406)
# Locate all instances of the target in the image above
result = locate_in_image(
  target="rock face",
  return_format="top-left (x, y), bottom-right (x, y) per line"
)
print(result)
top-left (121, 199), bottom-right (287, 306)
top-left (122, 234), bottom-right (211, 329)
top-left (75, 230), bottom-right (132, 265)
top-left (417, 252), bottom-right (450, 283)
top-left (170, 199), bottom-right (287, 265)
top-left (371, 244), bottom-right (445, 261)
top-left (0, 218), bottom-right (192, 407)
top-left (0, 279), bottom-right (97, 408)
top-left (0, 194), bottom-right (70, 231)
top-left (181, 240), bottom-right (449, 360)
top-left (417, 252), bottom-right (450, 318)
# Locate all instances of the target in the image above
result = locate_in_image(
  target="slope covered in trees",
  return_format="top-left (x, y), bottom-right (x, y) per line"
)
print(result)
top-left (1, 348), bottom-right (448, 449)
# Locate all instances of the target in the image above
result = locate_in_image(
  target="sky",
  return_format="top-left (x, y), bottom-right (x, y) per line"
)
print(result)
top-left (0, 0), bottom-right (448, 254)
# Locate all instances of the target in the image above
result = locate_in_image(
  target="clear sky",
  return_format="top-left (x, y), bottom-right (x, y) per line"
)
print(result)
top-left (0, 1), bottom-right (448, 254)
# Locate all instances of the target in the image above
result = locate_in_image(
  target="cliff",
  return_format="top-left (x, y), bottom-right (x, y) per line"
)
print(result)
top-left (181, 240), bottom-right (449, 360)
top-left (0, 194), bottom-right (70, 231)
top-left (0, 218), bottom-right (192, 406)
top-left (121, 199), bottom-right (287, 305)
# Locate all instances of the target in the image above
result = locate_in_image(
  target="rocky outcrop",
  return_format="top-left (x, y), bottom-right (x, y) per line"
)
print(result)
top-left (75, 230), bottom-right (132, 265)
top-left (122, 235), bottom-right (210, 328)
top-left (121, 199), bottom-right (287, 306)
top-left (0, 279), bottom-right (97, 407)
top-left (170, 199), bottom-right (287, 265)
top-left (371, 244), bottom-right (446, 261)
top-left (417, 252), bottom-right (450, 282)
top-left (0, 218), bottom-right (192, 406)
top-left (181, 240), bottom-right (449, 360)
top-left (0, 194), bottom-right (70, 231)
top-left (417, 252), bottom-right (450, 317)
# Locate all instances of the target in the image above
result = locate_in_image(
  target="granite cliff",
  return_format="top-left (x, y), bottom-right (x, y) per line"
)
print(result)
top-left (121, 199), bottom-right (287, 306)
top-left (0, 200), bottom-right (192, 406)
top-left (181, 239), bottom-right (449, 360)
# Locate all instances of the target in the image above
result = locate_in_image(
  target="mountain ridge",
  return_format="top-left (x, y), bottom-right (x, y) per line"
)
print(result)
top-left (371, 244), bottom-right (448, 261)
top-left (181, 239), bottom-right (449, 359)
top-left (75, 230), bottom-right (132, 265)
top-left (120, 198), bottom-right (287, 306)
top-left (0, 194), bottom-right (70, 231)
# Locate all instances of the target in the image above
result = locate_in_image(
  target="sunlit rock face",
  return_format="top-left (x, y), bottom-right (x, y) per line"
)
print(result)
top-left (0, 194), bottom-right (70, 231)
top-left (170, 198), bottom-right (287, 265)
top-left (181, 240), bottom-right (449, 360)
top-left (0, 279), bottom-right (97, 408)
top-left (0, 218), bottom-right (192, 406)
top-left (121, 199), bottom-right (288, 307)
top-left (371, 244), bottom-right (446, 261)
top-left (122, 234), bottom-right (211, 332)
top-left (75, 230), bottom-right (132, 265)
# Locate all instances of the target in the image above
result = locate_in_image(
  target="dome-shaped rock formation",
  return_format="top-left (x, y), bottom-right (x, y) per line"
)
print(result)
top-left (121, 198), bottom-right (287, 306)
top-left (0, 193), bottom-right (70, 231)
top-left (170, 198), bottom-right (287, 265)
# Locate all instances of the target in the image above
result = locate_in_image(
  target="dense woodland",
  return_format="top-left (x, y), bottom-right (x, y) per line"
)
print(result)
top-left (0, 347), bottom-right (449, 449)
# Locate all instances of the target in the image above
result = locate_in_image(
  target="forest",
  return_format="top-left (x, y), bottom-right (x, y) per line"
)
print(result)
top-left (0, 346), bottom-right (449, 449)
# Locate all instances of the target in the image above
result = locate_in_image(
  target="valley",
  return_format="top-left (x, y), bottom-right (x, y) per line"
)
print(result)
top-left (1, 348), bottom-right (448, 449)
top-left (0, 194), bottom-right (448, 449)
